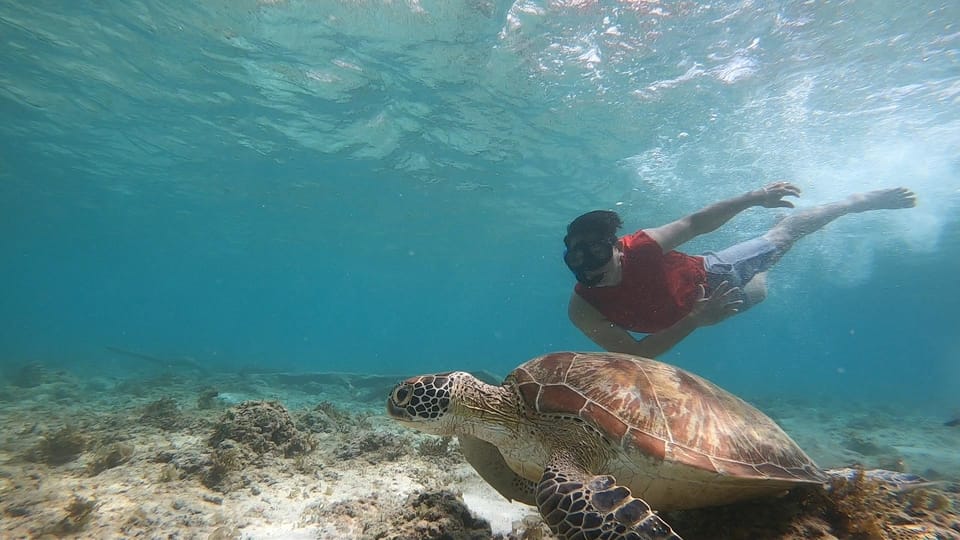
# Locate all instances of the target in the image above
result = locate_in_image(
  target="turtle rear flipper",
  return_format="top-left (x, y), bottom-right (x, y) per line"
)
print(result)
top-left (536, 455), bottom-right (681, 540)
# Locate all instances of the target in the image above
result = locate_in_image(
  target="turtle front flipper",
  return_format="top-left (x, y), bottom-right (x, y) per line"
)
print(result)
top-left (459, 434), bottom-right (537, 505)
top-left (536, 456), bottom-right (681, 540)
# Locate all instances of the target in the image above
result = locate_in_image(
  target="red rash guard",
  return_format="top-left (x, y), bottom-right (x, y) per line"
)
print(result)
top-left (574, 230), bottom-right (707, 333)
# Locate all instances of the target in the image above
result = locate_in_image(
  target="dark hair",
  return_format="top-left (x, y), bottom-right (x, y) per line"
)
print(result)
top-left (564, 210), bottom-right (623, 247)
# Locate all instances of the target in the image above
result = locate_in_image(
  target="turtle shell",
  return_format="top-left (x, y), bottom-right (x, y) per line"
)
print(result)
top-left (507, 351), bottom-right (825, 484)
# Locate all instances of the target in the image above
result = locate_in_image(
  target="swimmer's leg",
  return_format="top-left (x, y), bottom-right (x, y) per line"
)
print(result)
top-left (761, 187), bottom-right (916, 263)
top-left (741, 271), bottom-right (768, 308)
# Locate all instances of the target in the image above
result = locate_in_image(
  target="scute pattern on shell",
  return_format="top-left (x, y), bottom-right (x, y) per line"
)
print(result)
top-left (506, 352), bottom-right (825, 483)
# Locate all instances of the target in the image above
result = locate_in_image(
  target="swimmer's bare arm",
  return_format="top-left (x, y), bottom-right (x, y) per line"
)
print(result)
top-left (645, 182), bottom-right (801, 252)
top-left (569, 283), bottom-right (742, 358)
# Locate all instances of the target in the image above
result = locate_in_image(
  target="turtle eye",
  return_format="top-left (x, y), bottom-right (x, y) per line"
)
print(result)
top-left (392, 384), bottom-right (413, 407)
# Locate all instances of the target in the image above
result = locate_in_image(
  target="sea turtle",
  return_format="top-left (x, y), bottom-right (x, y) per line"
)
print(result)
top-left (386, 351), bottom-right (920, 540)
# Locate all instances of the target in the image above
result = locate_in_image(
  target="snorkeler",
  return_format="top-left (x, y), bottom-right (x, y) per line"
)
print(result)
top-left (563, 182), bottom-right (917, 358)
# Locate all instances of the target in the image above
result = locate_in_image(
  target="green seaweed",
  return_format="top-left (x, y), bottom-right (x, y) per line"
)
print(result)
top-left (30, 426), bottom-right (87, 465)
top-left (43, 496), bottom-right (98, 536)
top-left (86, 442), bottom-right (135, 475)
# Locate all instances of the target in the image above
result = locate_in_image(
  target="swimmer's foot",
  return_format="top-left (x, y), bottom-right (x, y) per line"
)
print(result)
top-left (847, 187), bottom-right (917, 212)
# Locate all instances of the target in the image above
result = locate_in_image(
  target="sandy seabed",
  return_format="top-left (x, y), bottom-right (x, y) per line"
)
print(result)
top-left (1, 362), bottom-right (958, 540)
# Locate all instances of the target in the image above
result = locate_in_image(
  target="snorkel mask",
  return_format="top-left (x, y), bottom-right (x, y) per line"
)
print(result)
top-left (563, 236), bottom-right (616, 287)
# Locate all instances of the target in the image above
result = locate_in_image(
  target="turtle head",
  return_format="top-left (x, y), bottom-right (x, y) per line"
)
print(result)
top-left (387, 371), bottom-right (471, 435)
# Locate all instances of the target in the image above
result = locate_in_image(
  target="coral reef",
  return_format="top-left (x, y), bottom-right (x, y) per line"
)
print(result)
top-left (209, 400), bottom-right (314, 457)
top-left (374, 490), bottom-right (494, 540)
top-left (662, 468), bottom-right (960, 540)
top-left (822, 468), bottom-right (960, 540)
top-left (1, 366), bottom-right (955, 540)
top-left (302, 490), bottom-right (495, 539)
top-left (335, 431), bottom-right (407, 463)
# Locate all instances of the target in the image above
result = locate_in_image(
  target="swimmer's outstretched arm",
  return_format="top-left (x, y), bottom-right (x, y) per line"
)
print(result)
top-left (646, 182), bottom-right (800, 252)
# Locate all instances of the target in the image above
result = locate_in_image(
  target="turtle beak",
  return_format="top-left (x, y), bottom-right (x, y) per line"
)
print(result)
top-left (386, 399), bottom-right (409, 420)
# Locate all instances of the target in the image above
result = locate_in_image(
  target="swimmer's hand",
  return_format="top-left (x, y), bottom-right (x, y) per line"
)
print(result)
top-left (752, 181), bottom-right (801, 208)
top-left (688, 282), bottom-right (742, 327)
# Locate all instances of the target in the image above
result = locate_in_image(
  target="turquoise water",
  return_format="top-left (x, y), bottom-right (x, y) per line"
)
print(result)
top-left (1, 1), bottom-right (958, 410)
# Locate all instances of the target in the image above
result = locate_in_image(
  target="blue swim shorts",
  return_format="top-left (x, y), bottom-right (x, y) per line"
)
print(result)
top-left (701, 237), bottom-right (779, 309)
